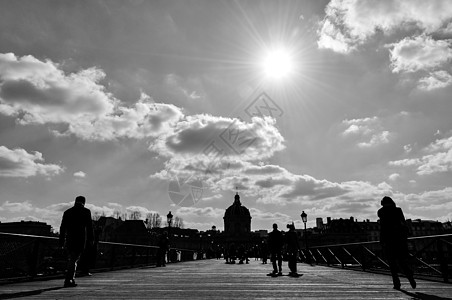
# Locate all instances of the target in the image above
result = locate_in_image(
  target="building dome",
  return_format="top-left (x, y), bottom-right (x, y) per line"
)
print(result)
top-left (224, 193), bottom-right (251, 219)
top-left (224, 192), bottom-right (251, 235)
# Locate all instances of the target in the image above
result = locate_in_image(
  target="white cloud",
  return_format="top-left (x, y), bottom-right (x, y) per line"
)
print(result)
top-left (73, 171), bottom-right (86, 178)
top-left (404, 144), bottom-right (412, 153)
top-left (318, 0), bottom-right (452, 53)
top-left (358, 131), bottom-right (390, 148)
top-left (388, 35), bottom-right (452, 73)
top-left (342, 117), bottom-right (391, 148)
top-left (175, 206), bottom-right (224, 219)
top-left (388, 173), bottom-right (400, 181)
top-left (317, 19), bottom-right (354, 53)
top-left (0, 146), bottom-right (63, 177)
top-left (318, 1), bottom-right (452, 90)
top-left (125, 205), bottom-right (159, 218)
top-left (389, 158), bottom-right (421, 167)
top-left (418, 70), bottom-right (452, 90)
top-left (0, 53), bottom-right (184, 141)
top-left (164, 73), bottom-right (204, 100)
top-left (249, 208), bottom-right (292, 223)
top-left (0, 53), bottom-right (114, 124)
top-left (151, 115), bottom-right (285, 182)
top-left (389, 135), bottom-right (452, 175)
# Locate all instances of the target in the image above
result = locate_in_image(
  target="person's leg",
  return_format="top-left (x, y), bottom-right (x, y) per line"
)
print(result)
top-left (288, 253), bottom-right (296, 274)
top-left (277, 253), bottom-right (282, 274)
top-left (271, 252), bottom-right (278, 273)
top-left (65, 249), bottom-right (82, 286)
top-left (388, 258), bottom-right (401, 289)
top-left (398, 257), bottom-right (416, 288)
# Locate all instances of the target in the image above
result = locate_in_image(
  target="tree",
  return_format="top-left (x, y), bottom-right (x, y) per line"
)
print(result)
top-left (113, 210), bottom-right (122, 219)
top-left (92, 211), bottom-right (105, 221)
top-left (129, 210), bottom-right (142, 220)
top-left (146, 213), bottom-right (162, 229)
top-left (173, 216), bottom-right (184, 229)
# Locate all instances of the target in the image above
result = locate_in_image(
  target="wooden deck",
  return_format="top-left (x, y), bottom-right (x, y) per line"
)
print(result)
top-left (1, 259), bottom-right (451, 299)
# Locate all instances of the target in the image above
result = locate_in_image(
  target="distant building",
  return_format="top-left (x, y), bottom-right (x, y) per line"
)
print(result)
top-left (316, 218), bottom-right (324, 230)
top-left (113, 220), bottom-right (152, 245)
top-left (310, 217), bottom-right (378, 246)
top-left (95, 216), bottom-right (124, 242)
top-left (0, 221), bottom-right (53, 236)
top-left (406, 219), bottom-right (444, 237)
top-left (254, 230), bottom-right (268, 238)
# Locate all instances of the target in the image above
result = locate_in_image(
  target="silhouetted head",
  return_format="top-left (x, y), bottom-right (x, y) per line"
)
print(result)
top-left (381, 196), bottom-right (396, 207)
top-left (272, 223), bottom-right (278, 230)
top-left (75, 196), bottom-right (86, 206)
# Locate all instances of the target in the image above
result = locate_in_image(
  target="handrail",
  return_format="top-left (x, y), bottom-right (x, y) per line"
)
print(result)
top-left (309, 233), bottom-right (452, 249)
top-left (0, 232), bottom-right (197, 252)
top-left (0, 231), bottom-right (202, 282)
top-left (301, 233), bottom-right (452, 283)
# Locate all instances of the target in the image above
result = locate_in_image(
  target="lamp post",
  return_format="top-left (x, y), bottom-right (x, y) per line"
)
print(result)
top-left (166, 211), bottom-right (173, 262)
top-left (167, 211), bottom-right (173, 231)
top-left (300, 210), bottom-right (308, 263)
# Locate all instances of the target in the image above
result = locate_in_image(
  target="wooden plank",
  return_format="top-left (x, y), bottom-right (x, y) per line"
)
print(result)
top-left (0, 259), bottom-right (451, 299)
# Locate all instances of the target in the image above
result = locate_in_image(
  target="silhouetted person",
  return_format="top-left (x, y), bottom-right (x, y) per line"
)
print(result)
top-left (285, 223), bottom-right (300, 277)
top-left (268, 223), bottom-right (283, 276)
top-left (156, 231), bottom-right (169, 267)
top-left (59, 196), bottom-right (94, 288)
top-left (378, 196), bottom-right (416, 290)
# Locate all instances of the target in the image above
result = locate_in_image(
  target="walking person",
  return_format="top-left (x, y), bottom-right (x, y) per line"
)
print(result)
top-left (378, 196), bottom-right (416, 290)
top-left (267, 223), bottom-right (284, 276)
top-left (59, 196), bottom-right (94, 287)
top-left (285, 223), bottom-right (301, 277)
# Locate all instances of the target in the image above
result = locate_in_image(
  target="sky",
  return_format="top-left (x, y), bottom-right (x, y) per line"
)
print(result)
top-left (1, 0), bottom-right (452, 232)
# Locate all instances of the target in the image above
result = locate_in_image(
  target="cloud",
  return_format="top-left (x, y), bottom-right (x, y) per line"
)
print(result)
top-left (0, 53), bottom-right (114, 123)
top-left (175, 206), bottom-right (224, 219)
top-left (404, 144), bottom-right (412, 153)
top-left (388, 35), bottom-right (452, 73)
top-left (388, 173), bottom-right (400, 181)
top-left (389, 135), bottom-right (452, 175)
top-left (164, 73), bottom-right (204, 100)
top-left (151, 115), bottom-right (285, 181)
top-left (66, 95), bottom-right (184, 141)
top-left (318, 0), bottom-right (452, 53)
top-left (125, 205), bottom-right (159, 218)
top-left (279, 175), bottom-right (349, 201)
top-left (73, 171), bottom-right (86, 178)
top-left (152, 115), bottom-right (284, 159)
top-left (0, 146), bottom-right (63, 177)
top-left (418, 70), bottom-right (452, 90)
top-left (318, 0), bottom-right (452, 89)
top-left (0, 53), bottom-right (184, 141)
top-left (341, 117), bottom-right (391, 148)
top-left (249, 208), bottom-right (292, 223)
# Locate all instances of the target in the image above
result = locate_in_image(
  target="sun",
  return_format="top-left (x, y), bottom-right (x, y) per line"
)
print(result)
top-left (261, 47), bottom-right (294, 80)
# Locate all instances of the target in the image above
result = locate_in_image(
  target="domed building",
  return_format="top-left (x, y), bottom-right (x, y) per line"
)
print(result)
top-left (223, 192), bottom-right (251, 238)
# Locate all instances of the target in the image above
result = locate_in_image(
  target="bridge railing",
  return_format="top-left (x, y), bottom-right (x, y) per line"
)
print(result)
top-left (0, 232), bottom-right (200, 282)
top-left (300, 233), bottom-right (452, 283)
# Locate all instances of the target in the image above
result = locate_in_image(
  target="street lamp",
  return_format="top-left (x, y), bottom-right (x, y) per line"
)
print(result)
top-left (166, 211), bottom-right (173, 263)
top-left (300, 211), bottom-right (309, 263)
top-left (167, 211), bottom-right (173, 228)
